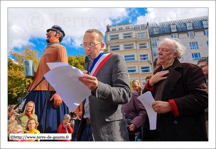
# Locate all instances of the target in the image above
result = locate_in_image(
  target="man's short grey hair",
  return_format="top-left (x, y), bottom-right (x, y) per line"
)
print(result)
top-left (197, 56), bottom-right (208, 65)
top-left (64, 114), bottom-right (71, 120)
top-left (159, 38), bottom-right (186, 59)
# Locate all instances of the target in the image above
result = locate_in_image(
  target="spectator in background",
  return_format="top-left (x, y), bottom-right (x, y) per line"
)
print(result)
top-left (145, 75), bottom-right (153, 83)
top-left (198, 57), bottom-right (208, 86)
top-left (69, 110), bottom-right (76, 130)
top-left (198, 56), bottom-right (208, 137)
top-left (18, 101), bottom-right (38, 132)
top-left (8, 105), bottom-right (21, 125)
top-left (153, 58), bottom-right (161, 71)
top-left (57, 114), bottom-right (73, 141)
top-left (8, 124), bottom-right (24, 141)
top-left (8, 120), bottom-right (18, 131)
top-left (123, 91), bottom-right (147, 141)
top-left (26, 118), bottom-right (40, 141)
top-left (8, 120), bottom-right (18, 140)
top-left (72, 103), bottom-right (82, 141)
top-left (131, 80), bottom-right (142, 95)
top-left (143, 38), bottom-right (208, 140)
top-left (8, 105), bottom-right (16, 120)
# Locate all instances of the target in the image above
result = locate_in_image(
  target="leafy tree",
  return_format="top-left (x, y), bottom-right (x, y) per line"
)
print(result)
top-left (68, 54), bottom-right (85, 70)
top-left (103, 48), bottom-right (109, 53)
top-left (9, 45), bottom-right (39, 71)
top-left (8, 46), bottom-right (39, 105)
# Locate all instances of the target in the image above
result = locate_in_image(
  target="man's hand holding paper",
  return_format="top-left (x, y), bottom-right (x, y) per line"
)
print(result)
top-left (78, 71), bottom-right (98, 91)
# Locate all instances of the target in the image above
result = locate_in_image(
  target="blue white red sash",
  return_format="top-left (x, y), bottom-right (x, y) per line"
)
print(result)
top-left (89, 52), bottom-right (113, 76)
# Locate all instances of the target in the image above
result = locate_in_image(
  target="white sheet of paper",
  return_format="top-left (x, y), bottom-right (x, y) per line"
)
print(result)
top-left (46, 62), bottom-right (69, 70)
top-left (138, 91), bottom-right (157, 130)
top-left (44, 62), bottom-right (91, 112)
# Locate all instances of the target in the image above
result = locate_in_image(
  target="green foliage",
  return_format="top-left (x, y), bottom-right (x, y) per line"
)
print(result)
top-left (8, 46), bottom-right (39, 105)
top-left (103, 48), bottom-right (110, 53)
top-left (68, 54), bottom-right (85, 70)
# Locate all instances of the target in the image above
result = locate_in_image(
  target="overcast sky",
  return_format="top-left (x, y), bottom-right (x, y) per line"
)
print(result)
top-left (8, 7), bottom-right (208, 58)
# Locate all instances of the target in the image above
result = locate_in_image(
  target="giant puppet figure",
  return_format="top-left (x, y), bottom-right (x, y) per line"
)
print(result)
top-left (23, 25), bottom-right (69, 133)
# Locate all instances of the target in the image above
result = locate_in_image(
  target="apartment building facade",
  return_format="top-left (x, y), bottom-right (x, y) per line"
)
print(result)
top-left (148, 16), bottom-right (208, 64)
top-left (106, 23), bottom-right (153, 87)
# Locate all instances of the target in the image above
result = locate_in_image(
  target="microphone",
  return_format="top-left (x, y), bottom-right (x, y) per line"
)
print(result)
top-left (85, 56), bottom-right (92, 74)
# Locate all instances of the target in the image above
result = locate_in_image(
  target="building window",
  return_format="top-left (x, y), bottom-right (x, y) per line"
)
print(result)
top-left (185, 22), bottom-right (193, 30)
top-left (153, 52), bottom-right (157, 58)
top-left (187, 31), bottom-right (195, 38)
top-left (124, 55), bottom-right (136, 62)
top-left (192, 53), bottom-right (201, 60)
top-left (171, 33), bottom-right (178, 38)
top-left (141, 78), bottom-right (147, 87)
top-left (137, 32), bottom-right (146, 38)
top-left (139, 54), bottom-right (149, 61)
top-left (124, 44), bottom-right (134, 50)
top-left (127, 66), bottom-right (137, 73)
top-left (110, 34), bottom-right (119, 40)
top-left (170, 24), bottom-right (177, 32)
top-left (201, 20), bottom-right (208, 28)
top-left (126, 26), bottom-right (129, 29)
top-left (138, 43), bottom-right (148, 49)
top-left (119, 27), bottom-right (123, 30)
top-left (135, 26), bottom-right (140, 30)
top-left (110, 45), bottom-right (120, 51)
top-left (189, 42), bottom-right (199, 49)
top-left (153, 27), bottom-right (159, 34)
top-left (141, 25), bottom-right (146, 29)
top-left (152, 47), bottom-right (158, 58)
top-left (123, 33), bottom-right (133, 39)
top-left (151, 37), bottom-right (159, 47)
top-left (140, 66), bottom-right (151, 73)
top-left (203, 30), bottom-right (208, 37)
top-left (112, 28), bottom-right (116, 31)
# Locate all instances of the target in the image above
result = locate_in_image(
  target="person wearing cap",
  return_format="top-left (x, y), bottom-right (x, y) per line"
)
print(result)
top-left (22, 25), bottom-right (69, 133)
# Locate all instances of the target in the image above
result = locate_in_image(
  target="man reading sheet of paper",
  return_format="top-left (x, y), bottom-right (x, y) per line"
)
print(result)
top-left (76, 29), bottom-right (131, 141)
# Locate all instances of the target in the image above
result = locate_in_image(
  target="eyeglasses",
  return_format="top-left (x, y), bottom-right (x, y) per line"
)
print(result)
top-left (80, 42), bottom-right (102, 47)
top-left (47, 30), bottom-right (56, 34)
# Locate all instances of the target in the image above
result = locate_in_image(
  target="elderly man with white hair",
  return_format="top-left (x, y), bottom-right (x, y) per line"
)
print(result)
top-left (143, 38), bottom-right (208, 141)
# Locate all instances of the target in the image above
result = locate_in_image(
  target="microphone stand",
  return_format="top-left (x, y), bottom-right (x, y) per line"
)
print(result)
top-left (13, 77), bottom-right (46, 110)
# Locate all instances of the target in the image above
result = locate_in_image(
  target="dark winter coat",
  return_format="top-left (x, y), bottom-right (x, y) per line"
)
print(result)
top-left (143, 59), bottom-right (208, 141)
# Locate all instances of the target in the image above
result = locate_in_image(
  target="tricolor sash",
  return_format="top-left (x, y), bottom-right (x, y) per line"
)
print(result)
top-left (89, 52), bottom-right (113, 76)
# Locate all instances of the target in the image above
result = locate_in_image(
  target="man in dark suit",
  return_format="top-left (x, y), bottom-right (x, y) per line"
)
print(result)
top-left (77, 29), bottom-right (131, 141)
top-left (143, 38), bottom-right (208, 141)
